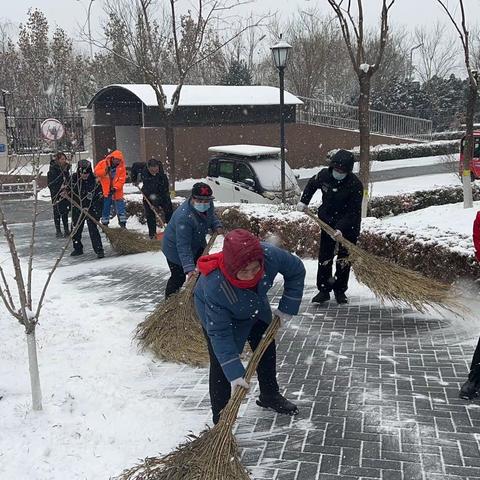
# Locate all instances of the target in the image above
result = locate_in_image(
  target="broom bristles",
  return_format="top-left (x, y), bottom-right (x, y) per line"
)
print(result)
top-left (114, 316), bottom-right (281, 480)
top-left (103, 226), bottom-right (162, 255)
top-left (305, 211), bottom-right (461, 313)
top-left (134, 234), bottom-right (219, 367)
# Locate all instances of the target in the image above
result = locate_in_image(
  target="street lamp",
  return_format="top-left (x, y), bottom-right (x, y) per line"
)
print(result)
top-left (271, 34), bottom-right (292, 204)
top-left (77, 0), bottom-right (95, 59)
top-left (408, 43), bottom-right (423, 81)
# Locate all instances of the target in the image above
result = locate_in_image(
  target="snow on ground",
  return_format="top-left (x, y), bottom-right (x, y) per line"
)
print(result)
top-left (293, 154), bottom-right (458, 180)
top-left (363, 200), bottom-right (479, 257)
top-left (0, 253), bottom-right (208, 480)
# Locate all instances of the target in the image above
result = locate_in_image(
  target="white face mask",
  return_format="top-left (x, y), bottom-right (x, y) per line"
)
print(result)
top-left (332, 170), bottom-right (347, 181)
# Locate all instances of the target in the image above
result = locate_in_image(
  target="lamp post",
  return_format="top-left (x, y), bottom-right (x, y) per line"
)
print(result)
top-left (271, 35), bottom-right (292, 204)
top-left (408, 43), bottom-right (423, 81)
top-left (87, 0), bottom-right (95, 59)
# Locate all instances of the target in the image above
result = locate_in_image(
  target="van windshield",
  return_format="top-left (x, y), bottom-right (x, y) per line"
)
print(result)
top-left (250, 158), bottom-right (297, 191)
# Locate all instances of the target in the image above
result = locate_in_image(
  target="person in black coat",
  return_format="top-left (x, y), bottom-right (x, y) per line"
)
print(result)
top-left (138, 158), bottom-right (173, 239)
top-left (47, 152), bottom-right (71, 238)
top-left (297, 149), bottom-right (363, 304)
top-left (68, 159), bottom-right (105, 258)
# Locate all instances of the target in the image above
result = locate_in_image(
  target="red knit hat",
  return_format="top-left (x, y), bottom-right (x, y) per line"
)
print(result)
top-left (222, 229), bottom-right (264, 277)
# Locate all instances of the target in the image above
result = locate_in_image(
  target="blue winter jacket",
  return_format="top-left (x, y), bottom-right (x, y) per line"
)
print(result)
top-left (194, 242), bottom-right (305, 382)
top-left (162, 198), bottom-right (222, 273)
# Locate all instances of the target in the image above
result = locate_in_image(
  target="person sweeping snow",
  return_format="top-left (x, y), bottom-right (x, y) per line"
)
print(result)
top-left (162, 182), bottom-right (223, 297)
top-left (459, 211), bottom-right (480, 400)
top-left (194, 228), bottom-right (306, 424)
top-left (297, 149), bottom-right (363, 305)
top-left (94, 150), bottom-right (127, 228)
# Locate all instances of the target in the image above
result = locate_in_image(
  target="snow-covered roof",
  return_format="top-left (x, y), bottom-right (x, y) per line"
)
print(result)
top-left (89, 84), bottom-right (303, 108)
top-left (208, 145), bottom-right (282, 157)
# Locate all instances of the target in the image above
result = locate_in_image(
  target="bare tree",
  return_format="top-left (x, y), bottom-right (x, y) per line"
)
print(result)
top-left (91, 0), bottom-right (263, 190)
top-left (414, 22), bottom-right (459, 82)
top-left (326, 0), bottom-right (396, 217)
top-left (437, 0), bottom-right (478, 209)
top-left (0, 158), bottom-right (82, 410)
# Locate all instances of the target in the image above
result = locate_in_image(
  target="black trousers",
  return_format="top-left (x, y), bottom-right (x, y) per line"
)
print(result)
top-left (144, 201), bottom-right (159, 238)
top-left (165, 248), bottom-right (204, 297)
top-left (204, 319), bottom-right (279, 424)
top-left (469, 337), bottom-right (480, 381)
top-left (53, 200), bottom-right (70, 233)
top-left (72, 208), bottom-right (103, 254)
top-left (317, 230), bottom-right (357, 294)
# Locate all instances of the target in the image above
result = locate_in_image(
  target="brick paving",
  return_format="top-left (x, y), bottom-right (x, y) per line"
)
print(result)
top-left (3, 200), bottom-right (480, 480)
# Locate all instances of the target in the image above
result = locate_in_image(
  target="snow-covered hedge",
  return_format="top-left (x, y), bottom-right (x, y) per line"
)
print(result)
top-left (328, 139), bottom-right (459, 162)
top-left (430, 131), bottom-right (465, 141)
top-left (124, 200), bottom-right (478, 283)
top-left (368, 184), bottom-right (480, 218)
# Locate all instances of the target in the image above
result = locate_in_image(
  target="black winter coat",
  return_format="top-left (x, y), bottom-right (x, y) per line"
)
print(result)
top-left (141, 166), bottom-right (173, 222)
top-left (70, 172), bottom-right (104, 217)
top-left (301, 167), bottom-right (363, 239)
top-left (47, 160), bottom-right (71, 203)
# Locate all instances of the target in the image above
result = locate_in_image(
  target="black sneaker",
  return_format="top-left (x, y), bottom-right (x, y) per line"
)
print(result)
top-left (70, 249), bottom-right (83, 257)
top-left (96, 251), bottom-right (105, 259)
top-left (256, 392), bottom-right (299, 416)
top-left (312, 291), bottom-right (330, 303)
top-left (459, 378), bottom-right (480, 400)
top-left (56, 230), bottom-right (63, 239)
top-left (334, 291), bottom-right (348, 304)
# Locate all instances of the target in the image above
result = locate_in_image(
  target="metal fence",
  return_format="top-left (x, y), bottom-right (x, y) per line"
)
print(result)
top-left (7, 116), bottom-right (85, 155)
top-left (297, 97), bottom-right (433, 141)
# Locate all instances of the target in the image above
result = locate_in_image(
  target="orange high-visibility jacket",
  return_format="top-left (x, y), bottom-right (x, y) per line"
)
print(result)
top-left (94, 150), bottom-right (127, 200)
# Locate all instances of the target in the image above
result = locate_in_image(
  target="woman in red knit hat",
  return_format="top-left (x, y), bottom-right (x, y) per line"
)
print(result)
top-left (194, 228), bottom-right (306, 424)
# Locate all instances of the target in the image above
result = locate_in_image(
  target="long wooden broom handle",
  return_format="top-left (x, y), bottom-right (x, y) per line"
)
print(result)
top-left (304, 209), bottom-right (356, 252)
top-left (136, 186), bottom-right (165, 228)
top-left (184, 232), bottom-right (219, 288)
top-left (65, 194), bottom-right (108, 232)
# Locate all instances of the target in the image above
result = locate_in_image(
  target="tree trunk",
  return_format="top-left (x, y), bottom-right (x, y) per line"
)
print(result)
top-left (165, 117), bottom-right (176, 193)
top-left (462, 80), bottom-right (477, 209)
top-left (358, 76), bottom-right (371, 218)
top-left (26, 329), bottom-right (42, 411)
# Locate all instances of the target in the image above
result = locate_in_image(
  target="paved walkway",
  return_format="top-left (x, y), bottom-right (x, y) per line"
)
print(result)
top-left (2, 200), bottom-right (480, 480)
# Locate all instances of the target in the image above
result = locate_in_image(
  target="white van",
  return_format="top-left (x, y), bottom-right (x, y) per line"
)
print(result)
top-left (205, 145), bottom-right (301, 204)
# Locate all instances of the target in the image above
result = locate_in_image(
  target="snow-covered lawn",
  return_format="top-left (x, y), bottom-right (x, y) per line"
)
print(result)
top-left (0, 253), bottom-right (208, 480)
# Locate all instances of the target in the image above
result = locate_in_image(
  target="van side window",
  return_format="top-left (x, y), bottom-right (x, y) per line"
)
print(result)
top-left (475, 138), bottom-right (480, 158)
top-left (208, 159), bottom-right (218, 177)
top-left (218, 161), bottom-right (234, 180)
top-left (236, 162), bottom-right (255, 185)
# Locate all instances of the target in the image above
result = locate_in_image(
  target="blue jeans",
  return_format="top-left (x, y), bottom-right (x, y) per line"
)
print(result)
top-left (101, 196), bottom-right (126, 225)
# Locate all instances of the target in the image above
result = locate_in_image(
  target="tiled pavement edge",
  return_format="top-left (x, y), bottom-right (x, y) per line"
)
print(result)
top-left (3, 201), bottom-right (480, 480)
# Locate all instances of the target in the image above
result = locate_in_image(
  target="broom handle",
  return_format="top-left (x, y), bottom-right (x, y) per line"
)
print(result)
top-left (136, 186), bottom-right (165, 228)
top-left (65, 194), bottom-right (108, 232)
top-left (184, 232), bottom-right (219, 288)
top-left (220, 315), bottom-right (281, 426)
top-left (304, 209), bottom-right (356, 251)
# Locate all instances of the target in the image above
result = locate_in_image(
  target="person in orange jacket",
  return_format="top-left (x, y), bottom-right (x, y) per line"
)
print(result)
top-left (94, 150), bottom-right (127, 228)
top-left (459, 211), bottom-right (480, 400)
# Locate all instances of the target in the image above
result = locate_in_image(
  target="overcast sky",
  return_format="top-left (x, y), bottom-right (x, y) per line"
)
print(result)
top-left (3, 0), bottom-right (480, 51)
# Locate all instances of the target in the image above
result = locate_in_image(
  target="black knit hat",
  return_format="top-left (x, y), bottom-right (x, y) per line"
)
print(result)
top-left (77, 159), bottom-right (92, 174)
top-left (192, 182), bottom-right (214, 200)
top-left (330, 149), bottom-right (355, 173)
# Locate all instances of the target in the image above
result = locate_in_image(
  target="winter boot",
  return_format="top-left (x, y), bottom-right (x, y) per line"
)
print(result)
top-left (63, 228), bottom-right (71, 238)
top-left (459, 368), bottom-right (480, 400)
top-left (256, 392), bottom-right (299, 416)
top-left (312, 291), bottom-right (330, 304)
top-left (56, 229), bottom-right (63, 239)
top-left (70, 249), bottom-right (83, 257)
top-left (334, 291), bottom-right (348, 304)
top-left (96, 250), bottom-right (105, 259)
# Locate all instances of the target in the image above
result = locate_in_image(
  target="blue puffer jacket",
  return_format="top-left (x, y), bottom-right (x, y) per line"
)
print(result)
top-left (194, 242), bottom-right (305, 381)
top-left (162, 198), bottom-right (222, 272)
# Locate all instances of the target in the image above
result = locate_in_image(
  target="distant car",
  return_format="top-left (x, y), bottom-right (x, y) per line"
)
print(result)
top-left (459, 131), bottom-right (480, 180)
top-left (205, 145), bottom-right (301, 204)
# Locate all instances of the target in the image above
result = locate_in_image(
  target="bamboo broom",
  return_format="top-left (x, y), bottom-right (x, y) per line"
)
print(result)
top-left (66, 195), bottom-right (162, 255)
top-left (134, 233), bottom-right (218, 367)
top-left (113, 315), bottom-right (281, 480)
top-left (304, 210), bottom-right (461, 313)
top-left (136, 186), bottom-right (166, 241)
